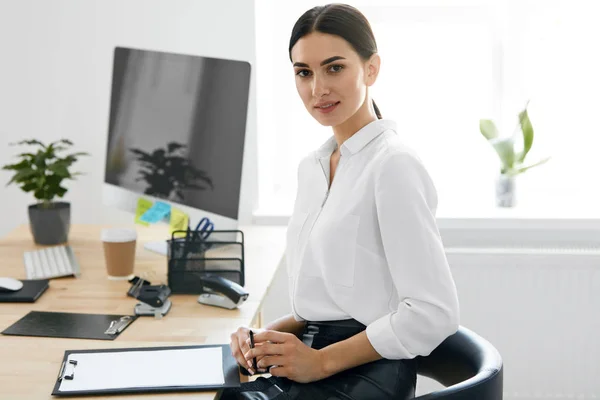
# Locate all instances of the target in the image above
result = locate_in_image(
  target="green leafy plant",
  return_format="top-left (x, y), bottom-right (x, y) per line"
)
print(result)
top-left (2, 139), bottom-right (89, 208)
top-left (479, 102), bottom-right (550, 176)
top-left (129, 142), bottom-right (213, 201)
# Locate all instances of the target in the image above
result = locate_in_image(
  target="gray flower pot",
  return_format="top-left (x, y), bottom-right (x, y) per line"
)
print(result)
top-left (28, 202), bottom-right (71, 245)
top-left (496, 174), bottom-right (516, 207)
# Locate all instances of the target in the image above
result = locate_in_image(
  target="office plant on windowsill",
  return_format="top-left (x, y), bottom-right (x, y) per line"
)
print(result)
top-left (479, 102), bottom-right (550, 207)
top-left (1, 139), bottom-right (89, 245)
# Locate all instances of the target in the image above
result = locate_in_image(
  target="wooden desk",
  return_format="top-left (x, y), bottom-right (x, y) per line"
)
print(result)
top-left (0, 224), bottom-right (286, 400)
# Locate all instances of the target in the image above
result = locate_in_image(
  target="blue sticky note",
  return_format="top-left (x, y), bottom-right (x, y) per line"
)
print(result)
top-left (140, 201), bottom-right (171, 224)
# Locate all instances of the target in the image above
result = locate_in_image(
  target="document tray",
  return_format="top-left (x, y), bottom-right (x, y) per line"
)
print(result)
top-left (167, 229), bottom-right (245, 293)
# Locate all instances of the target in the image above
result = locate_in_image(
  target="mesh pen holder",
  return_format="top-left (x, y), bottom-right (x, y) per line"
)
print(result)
top-left (167, 229), bottom-right (245, 294)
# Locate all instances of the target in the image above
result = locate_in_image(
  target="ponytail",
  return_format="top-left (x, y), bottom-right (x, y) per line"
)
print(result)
top-left (372, 100), bottom-right (382, 119)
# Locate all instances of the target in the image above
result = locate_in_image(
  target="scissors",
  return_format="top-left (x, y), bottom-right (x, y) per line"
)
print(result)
top-left (190, 217), bottom-right (214, 241)
top-left (177, 217), bottom-right (214, 260)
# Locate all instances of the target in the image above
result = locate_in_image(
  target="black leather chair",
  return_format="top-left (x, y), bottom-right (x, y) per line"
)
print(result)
top-left (413, 326), bottom-right (503, 399)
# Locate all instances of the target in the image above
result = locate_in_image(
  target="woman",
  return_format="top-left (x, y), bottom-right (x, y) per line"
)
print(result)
top-left (221, 4), bottom-right (459, 399)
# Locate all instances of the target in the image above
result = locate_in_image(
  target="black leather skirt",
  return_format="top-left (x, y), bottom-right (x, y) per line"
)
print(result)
top-left (219, 319), bottom-right (416, 400)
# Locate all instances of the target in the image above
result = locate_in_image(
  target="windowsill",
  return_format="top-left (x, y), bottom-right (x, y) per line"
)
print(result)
top-left (253, 191), bottom-right (600, 231)
top-left (253, 202), bottom-right (600, 250)
top-left (253, 208), bottom-right (600, 230)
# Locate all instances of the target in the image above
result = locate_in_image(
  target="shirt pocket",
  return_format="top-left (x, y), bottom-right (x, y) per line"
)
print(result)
top-left (285, 211), bottom-right (309, 277)
top-left (317, 214), bottom-right (360, 288)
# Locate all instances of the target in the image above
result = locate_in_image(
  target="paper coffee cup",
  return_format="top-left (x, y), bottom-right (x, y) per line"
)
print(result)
top-left (101, 228), bottom-right (137, 280)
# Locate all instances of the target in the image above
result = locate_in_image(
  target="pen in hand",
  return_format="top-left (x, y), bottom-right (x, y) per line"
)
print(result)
top-left (249, 329), bottom-right (258, 371)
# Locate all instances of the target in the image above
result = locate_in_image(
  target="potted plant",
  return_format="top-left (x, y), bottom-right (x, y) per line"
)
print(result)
top-left (129, 141), bottom-right (213, 202)
top-left (479, 102), bottom-right (550, 207)
top-left (2, 139), bottom-right (89, 244)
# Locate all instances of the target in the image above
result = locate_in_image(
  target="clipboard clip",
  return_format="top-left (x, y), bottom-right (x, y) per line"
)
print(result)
top-left (104, 316), bottom-right (133, 335)
top-left (57, 359), bottom-right (78, 381)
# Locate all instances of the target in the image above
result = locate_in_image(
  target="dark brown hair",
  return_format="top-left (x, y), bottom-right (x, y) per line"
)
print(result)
top-left (288, 3), bottom-right (382, 119)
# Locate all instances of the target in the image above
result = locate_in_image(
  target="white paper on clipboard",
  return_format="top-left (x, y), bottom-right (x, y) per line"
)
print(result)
top-left (58, 347), bottom-right (224, 392)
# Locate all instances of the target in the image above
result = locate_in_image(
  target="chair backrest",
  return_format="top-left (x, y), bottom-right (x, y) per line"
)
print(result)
top-left (413, 326), bottom-right (503, 399)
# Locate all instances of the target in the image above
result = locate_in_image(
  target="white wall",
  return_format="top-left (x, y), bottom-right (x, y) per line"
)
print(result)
top-left (0, 0), bottom-right (257, 238)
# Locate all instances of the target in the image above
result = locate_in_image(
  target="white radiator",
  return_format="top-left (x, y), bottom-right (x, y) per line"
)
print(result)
top-left (439, 246), bottom-right (600, 400)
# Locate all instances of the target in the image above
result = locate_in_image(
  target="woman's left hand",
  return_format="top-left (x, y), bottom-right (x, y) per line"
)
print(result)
top-left (244, 330), bottom-right (327, 383)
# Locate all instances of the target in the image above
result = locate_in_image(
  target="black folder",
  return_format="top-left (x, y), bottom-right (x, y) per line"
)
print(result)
top-left (0, 279), bottom-right (49, 302)
top-left (1, 311), bottom-right (137, 340)
top-left (51, 344), bottom-right (240, 396)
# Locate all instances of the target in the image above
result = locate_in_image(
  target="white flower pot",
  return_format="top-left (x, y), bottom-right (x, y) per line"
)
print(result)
top-left (496, 174), bottom-right (516, 207)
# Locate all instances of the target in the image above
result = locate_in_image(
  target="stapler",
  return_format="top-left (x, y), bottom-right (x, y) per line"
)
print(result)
top-left (197, 274), bottom-right (249, 310)
top-left (128, 277), bottom-right (172, 318)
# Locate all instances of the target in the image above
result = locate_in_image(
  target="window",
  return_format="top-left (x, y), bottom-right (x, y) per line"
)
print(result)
top-left (508, 0), bottom-right (600, 206)
top-left (254, 0), bottom-right (600, 218)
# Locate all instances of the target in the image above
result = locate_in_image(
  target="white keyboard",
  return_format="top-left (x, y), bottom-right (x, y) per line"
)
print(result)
top-left (23, 245), bottom-right (81, 279)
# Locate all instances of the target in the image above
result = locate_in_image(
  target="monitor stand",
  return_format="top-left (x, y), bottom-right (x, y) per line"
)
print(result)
top-left (144, 241), bottom-right (168, 256)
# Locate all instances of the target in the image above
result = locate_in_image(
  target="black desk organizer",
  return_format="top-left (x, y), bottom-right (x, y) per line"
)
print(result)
top-left (167, 229), bottom-right (245, 294)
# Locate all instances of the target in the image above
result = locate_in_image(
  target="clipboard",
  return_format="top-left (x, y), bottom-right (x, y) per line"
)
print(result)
top-left (2, 311), bottom-right (137, 340)
top-left (51, 344), bottom-right (240, 396)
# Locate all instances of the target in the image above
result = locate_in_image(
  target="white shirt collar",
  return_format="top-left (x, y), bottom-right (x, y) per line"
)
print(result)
top-left (314, 119), bottom-right (397, 159)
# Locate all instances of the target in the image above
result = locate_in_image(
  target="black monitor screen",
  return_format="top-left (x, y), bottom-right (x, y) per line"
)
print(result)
top-left (104, 47), bottom-right (251, 219)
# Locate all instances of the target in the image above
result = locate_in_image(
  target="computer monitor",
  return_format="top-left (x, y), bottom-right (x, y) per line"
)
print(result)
top-left (103, 47), bottom-right (251, 252)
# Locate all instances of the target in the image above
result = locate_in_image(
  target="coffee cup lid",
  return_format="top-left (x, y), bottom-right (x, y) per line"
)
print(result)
top-left (101, 228), bottom-right (137, 243)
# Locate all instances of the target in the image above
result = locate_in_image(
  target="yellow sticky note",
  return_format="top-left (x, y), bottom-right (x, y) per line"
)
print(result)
top-left (170, 207), bottom-right (189, 238)
top-left (135, 198), bottom-right (153, 226)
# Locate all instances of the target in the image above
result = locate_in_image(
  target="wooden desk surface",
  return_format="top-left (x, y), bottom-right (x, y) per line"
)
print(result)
top-left (0, 224), bottom-right (286, 400)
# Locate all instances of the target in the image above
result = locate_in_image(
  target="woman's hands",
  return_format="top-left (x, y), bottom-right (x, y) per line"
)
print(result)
top-left (244, 330), bottom-right (327, 383)
top-left (232, 321), bottom-right (382, 384)
top-left (230, 327), bottom-right (266, 375)
top-left (230, 316), bottom-right (307, 376)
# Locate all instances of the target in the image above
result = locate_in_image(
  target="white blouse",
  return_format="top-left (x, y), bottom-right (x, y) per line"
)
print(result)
top-left (285, 119), bottom-right (460, 360)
